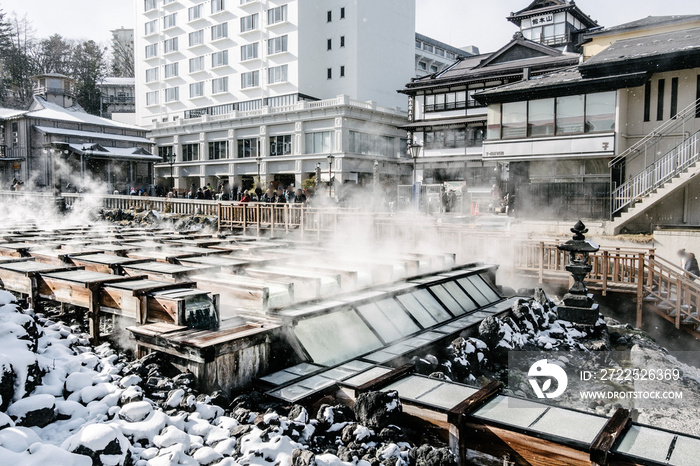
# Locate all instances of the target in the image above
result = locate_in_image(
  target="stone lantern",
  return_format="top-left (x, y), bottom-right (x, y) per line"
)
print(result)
top-left (556, 220), bottom-right (600, 325)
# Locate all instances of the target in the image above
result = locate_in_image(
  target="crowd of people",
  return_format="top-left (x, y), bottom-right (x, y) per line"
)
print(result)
top-left (163, 182), bottom-right (311, 205)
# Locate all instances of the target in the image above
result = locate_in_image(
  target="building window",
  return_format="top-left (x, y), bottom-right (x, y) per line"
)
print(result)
top-left (305, 131), bottom-right (332, 154)
top-left (327, 68), bottom-right (332, 79)
top-left (158, 146), bottom-right (173, 161)
top-left (418, 61), bottom-right (427, 71)
top-left (212, 50), bottom-right (228, 67)
top-left (327, 39), bottom-right (332, 51)
top-left (430, 65), bottom-right (438, 73)
top-left (696, 75), bottom-right (700, 118)
top-left (211, 0), bottom-right (225, 14)
top-left (209, 141), bottom-right (228, 160)
top-left (657, 79), bottom-right (665, 121)
top-left (487, 104), bottom-right (501, 140)
top-left (671, 77), bottom-right (679, 119)
top-left (435, 48), bottom-right (445, 57)
top-left (267, 5), bottom-right (287, 25)
top-left (211, 23), bottom-right (228, 40)
top-left (340, 36), bottom-right (345, 47)
top-left (425, 91), bottom-right (469, 112)
top-left (241, 42), bottom-right (258, 61)
top-left (212, 77), bottom-right (228, 94)
top-left (189, 56), bottom-right (205, 72)
top-left (145, 43), bottom-right (158, 58)
top-left (423, 43), bottom-right (434, 53)
top-left (501, 101), bottom-right (527, 139)
top-left (188, 4), bottom-right (203, 21)
top-left (555, 95), bottom-right (585, 135)
top-left (144, 0), bottom-right (157, 11)
top-left (237, 138), bottom-right (258, 158)
top-left (241, 13), bottom-right (259, 32)
top-left (585, 91), bottom-right (616, 132)
top-left (145, 67), bottom-right (159, 83)
top-left (241, 70), bottom-right (259, 88)
top-left (268, 35), bottom-right (288, 54)
top-left (643, 81), bottom-right (652, 122)
top-left (270, 135), bottom-right (292, 156)
top-left (340, 66), bottom-right (345, 77)
top-left (182, 143), bottom-right (199, 161)
top-left (528, 98), bottom-right (554, 137)
top-left (189, 30), bottom-right (204, 46)
top-left (145, 19), bottom-right (157, 35)
top-left (415, 39), bottom-right (422, 49)
top-left (190, 82), bottom-right (204, 98)
top-left (349, 131), bottom-right (396, 156)
top-left (340, 7), bottom-right (345, 19)
top-left (164, 62), bottom-right (179, 78)
top-left (267, 65), bottom-right (288, 84)
top-left (164, 87), bottom-right (179, 102)
top-left (146, 90), bottom-right (159, 106)
top-left (163, 13), bottom-right (177, 29)
top-left (163, 37), bottom-right (178, 54)
top-left (327, 10), bottom-right (332, 22)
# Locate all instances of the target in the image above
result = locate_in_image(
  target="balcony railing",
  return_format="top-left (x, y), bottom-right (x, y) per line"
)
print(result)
top-left (0, 146), bottom-right (25, 159)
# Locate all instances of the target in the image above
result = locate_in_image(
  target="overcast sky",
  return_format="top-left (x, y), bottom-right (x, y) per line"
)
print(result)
top-left (1, 0), bottom-right (698, 52)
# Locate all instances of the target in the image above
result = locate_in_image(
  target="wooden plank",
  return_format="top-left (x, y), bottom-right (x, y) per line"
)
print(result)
top-left (356, 363), bottom-right (415, 393)
top-left (589, 408), bottom-right (631, 466)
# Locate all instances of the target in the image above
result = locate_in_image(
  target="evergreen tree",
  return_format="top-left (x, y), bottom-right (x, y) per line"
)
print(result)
top-left (71, 40), bottom-right (107, 115)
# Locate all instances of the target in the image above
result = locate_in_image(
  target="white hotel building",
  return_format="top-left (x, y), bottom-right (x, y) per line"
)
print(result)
top-left (136, 0), bottom-right (416, 191)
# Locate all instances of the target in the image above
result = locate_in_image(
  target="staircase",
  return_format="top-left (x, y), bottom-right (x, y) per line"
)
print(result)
top-left (515, 242), bottom-right (700, 339)
top-left (609, 98), bottom-right (700, 234)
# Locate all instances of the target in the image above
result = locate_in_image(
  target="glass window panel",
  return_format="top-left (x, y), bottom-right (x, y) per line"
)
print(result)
top-left (342, 367), bottom-right (392, 387)
top-left (396, 294), bottom-right (437, 327)
top-left (501, 102), bottom-right (527, 139)
top-left (528, 98), bottom-right (554, 137)
top-left (285, 362), bottom-right (322, 376)
top-left (429, 284), bottom-right (466, 316)
top-left (321, 367), bottom-right (358, 381)
top-left (443, 281), bottom-right (478, 312)
top-left (470, 275), bottom-right (501, 302)
top-left (416, 382), bottom-right (478, 409)
top-left (615, 426), bottom-right (674, 463)
top-left (297, 375), bottom-right (335, 390)
top-left (457, 277), bottom-right (490, 307)
top-left (412, 289), bottom-right (451, 322)
top-left (585, 91), bottom-right (616, 133)
top-left (556, 95), bottom-right (585, 135)
top-left (376, 298), bottom-right (421, 334)
top-left (383, 376), bottom-right (443, 401)
top-left (529, 407), bottom-right (607, 444)
top-left (339, 360), bottom-right (372, 372)
top-left (294, 310), bottom-right (383, 365)
top-left (487, 104), bottom-right (501, 140)
top-left (356, 302), bottom-right (403, 343)
top-left (473, 395), bottom-right (547, 428)
top-left (362, 350), bottom-right (397, 364)
top-left (668, 435), bottom-right (700, 465)
top-left (268, 384), bottom-right (315, 402)
top-left (259, 370), bottom-right (299, 386)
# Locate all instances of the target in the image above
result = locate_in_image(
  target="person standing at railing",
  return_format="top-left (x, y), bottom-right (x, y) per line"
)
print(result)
top-left (683, 252), bottom-right (700, 281)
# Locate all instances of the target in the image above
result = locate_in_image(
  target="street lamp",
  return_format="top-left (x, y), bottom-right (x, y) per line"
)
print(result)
top-left (327, 154), bottom-right (335, 197)
top-left (373, 160), bottom-right (379, 189)
top-left (255, 156), bottom-right (262, 187)
top-left (164, 150), bottom-right (176, 192)
top-left (407, 142), bottom-right (423, 207)
top-left (315, 162), bottom-right (321, 192)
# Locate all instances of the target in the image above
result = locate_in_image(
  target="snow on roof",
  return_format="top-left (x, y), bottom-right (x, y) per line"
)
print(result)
top-left (28, 96), bottom-right (143, 131)
top-left (0, 108), bottom-right (28, 119)
top-left (66, 143), bottom-right (160, 161)
top-left (36, 126), bottom-right (152, 144)
top-left (588, 15), bottom-right (700, 37)
top-left (99, 77), bottom-right (135, 86)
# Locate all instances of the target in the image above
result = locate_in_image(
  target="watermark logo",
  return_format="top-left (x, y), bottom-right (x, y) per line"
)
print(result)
top-left (528, 359), bottom-right (568, 399)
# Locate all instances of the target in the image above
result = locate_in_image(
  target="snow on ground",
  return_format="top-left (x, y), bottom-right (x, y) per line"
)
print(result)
top-left (0, 290), bottom-right (454, 465)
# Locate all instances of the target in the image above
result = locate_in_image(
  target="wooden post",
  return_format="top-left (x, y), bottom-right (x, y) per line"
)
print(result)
top-left (256, 204), bottom-right (261, 237)
top-left (636, 253), bottom-right (645, 329)
top-left (539, 242), bottom-right (544, 284)
top-left (675, 277), bottom-right (682, 329)
top-left (647, 250), bottom-right (655, 289)
top-left (216, 203), bottom-right (221, 233)
top-left (300, 206), bottom-right (305, 238)
top-left (87, 284), bottom-right (101, 344)
top-left (602, 250), bottom-right (608, 296)
top-left (27, 273), bottom-right (40, 312)
top-left (590, 408), bottom-right (631, 466)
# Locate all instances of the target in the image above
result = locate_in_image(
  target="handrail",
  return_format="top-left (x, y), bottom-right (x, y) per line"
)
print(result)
top-left (611, 130), bottom-right (700, 215)
top-left (609, 97), bottom-right (700, 168)
top-left (515, 241), bottom-right (700, 334)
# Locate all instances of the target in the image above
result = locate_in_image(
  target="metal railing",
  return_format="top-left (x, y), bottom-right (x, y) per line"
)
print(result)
top-left (609, 97), bottom-right (700, 168)
top-left (611, 130), bottom-right (700, 215)
top-left (516, 241), bottom-right (700, 334)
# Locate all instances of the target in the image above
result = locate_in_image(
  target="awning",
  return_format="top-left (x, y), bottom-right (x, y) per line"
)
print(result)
top-left (35, 126), bottom-right (153, 144)
top-left (400, 115), bottom-right (485, 131)
top-left (60, 143), bottom-right (161, 162)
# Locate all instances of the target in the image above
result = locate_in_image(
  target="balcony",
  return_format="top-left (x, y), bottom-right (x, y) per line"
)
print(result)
top-left (0, 146), bottom-right (26, 160)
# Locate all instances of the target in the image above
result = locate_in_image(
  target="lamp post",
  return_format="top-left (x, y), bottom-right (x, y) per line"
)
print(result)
top-left (255, 156), bottom-right (262, 187)
top-left (165, 150), bottom-right (176, 192)
top-left (407, 141), bottom-right (423, 207)
top-left (373, 160), bottom-right (379, 190)
top-left (315, 162), bottom-right (321, 192)
top-left (327, 154), bottom-right (335, 197)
